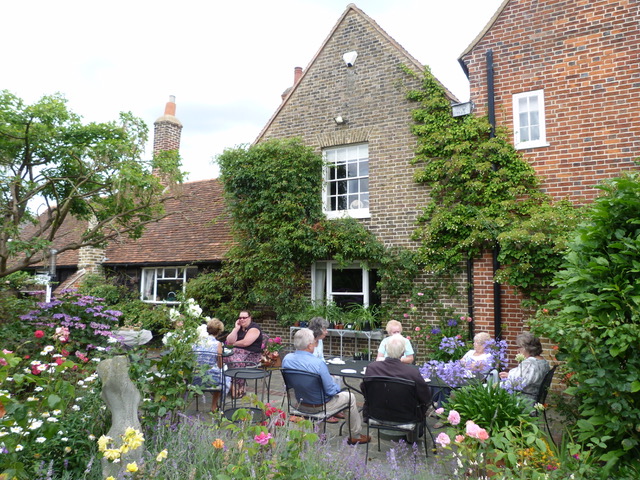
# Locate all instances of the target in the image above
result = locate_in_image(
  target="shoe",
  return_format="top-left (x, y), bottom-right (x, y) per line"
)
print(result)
top-left (289, 415), bottom-right (304, 423)
top-left (334, 411), bottom-right (346, 419)
top-left (326, 416), bottom-right (340, 424)
top-left (347, 434), bottom-right (371, 445)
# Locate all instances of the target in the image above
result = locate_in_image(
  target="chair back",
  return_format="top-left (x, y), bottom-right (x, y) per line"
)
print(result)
top-left (280, 368), bottom-right (327, 412)
top-left (362, 376), bottom-right (421, 423)
top-left (535, 364), bottom-right (557, 405)
top-left (192, 349), bottom-right (224, 388)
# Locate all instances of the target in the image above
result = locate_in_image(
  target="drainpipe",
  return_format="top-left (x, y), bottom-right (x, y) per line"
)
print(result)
top-left (486, 49), bottom-right (502, 340)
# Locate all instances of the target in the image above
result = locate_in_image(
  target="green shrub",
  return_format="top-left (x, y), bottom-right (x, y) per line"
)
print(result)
top-left (446, 381), bottom-right (534, 431)
top-left (531, 172), bottom-right (640, 476)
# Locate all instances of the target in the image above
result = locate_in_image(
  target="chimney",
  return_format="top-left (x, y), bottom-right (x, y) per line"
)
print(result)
top-left (281, 67), bottom-right (303, 101)
top-left (153, 95), bottom-right (183, 157)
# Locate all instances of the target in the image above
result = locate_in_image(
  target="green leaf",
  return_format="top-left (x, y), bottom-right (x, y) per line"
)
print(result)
top-left (47, 394), bottom-right (62, 409)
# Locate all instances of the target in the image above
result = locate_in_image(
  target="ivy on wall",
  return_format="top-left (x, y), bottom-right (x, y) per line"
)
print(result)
top-left (404, 67), bottom-right (583, 303)
top-left (186, 138), bottom-right (420, 325)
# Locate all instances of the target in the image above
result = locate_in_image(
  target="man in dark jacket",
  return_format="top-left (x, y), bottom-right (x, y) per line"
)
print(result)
top-left (361, 335), bottom-right (432, 418)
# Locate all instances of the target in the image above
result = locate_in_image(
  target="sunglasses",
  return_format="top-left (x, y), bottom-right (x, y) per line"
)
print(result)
top-left (238, 316), bottom-right (250, 319)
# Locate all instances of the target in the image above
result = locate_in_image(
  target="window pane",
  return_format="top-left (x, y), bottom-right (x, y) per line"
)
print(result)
top-left (360, 161), bottom-right (369, 176)
top-left (348, 179), bottom-right (358, 193)
top-left (337, 196), bottom-right (347, 210)
top-left (333, 294), bottom-right (364, 308)
top-left (530, 125), bottom-right (540, 140)
top-left (332, 268), bottom-right (363, 292)
top-left (347, 162), bottom-right (358, 178)
top-left (519, 97), bottom-right (528, 111)
top-left (337, 180), bottom-right (347, 194)
top-left (519, 112), bottom-right (529, 128)
top-left (336, 164), bottom-right (347, 179)
top-left (157, 280), bottom-right (182, 301)
top-left (360, 178), bottom-right (368, 193)
top-left (530, 111), bottom-right (539, 126)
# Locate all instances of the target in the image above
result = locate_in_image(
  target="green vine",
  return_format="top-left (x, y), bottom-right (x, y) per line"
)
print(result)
top-left (404, 67), bottom-right (583, 303)
top-left (186, 138), bottom-right (419, 325)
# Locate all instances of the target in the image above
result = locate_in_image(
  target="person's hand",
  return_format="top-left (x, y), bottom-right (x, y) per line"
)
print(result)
top-left (499, 371), bottom-right (508, 379)
top-left (234, 319), bottom-right (242, 329)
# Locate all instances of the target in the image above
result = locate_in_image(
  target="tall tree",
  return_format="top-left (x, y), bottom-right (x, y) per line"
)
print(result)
top-left (0, 90), bottom-right (184, 276)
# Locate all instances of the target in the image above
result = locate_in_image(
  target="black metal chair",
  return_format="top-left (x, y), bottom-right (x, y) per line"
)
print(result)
top-left (192, 349), bottom-right (227, 412)
top-left (361, 376), bottom-right (435, 462)
top-left (531, 365), bottom-right (558, 443)
top-left (280, 368), bottom-right (351, 437)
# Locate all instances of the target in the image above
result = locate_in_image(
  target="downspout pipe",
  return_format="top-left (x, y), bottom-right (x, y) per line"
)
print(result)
top-left (486, 49), bottom-right (502, 340)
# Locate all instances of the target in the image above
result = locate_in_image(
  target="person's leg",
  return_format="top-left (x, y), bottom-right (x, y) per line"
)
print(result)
top-left (211, 391), bottom-right (221, 412)
top-left (326, 391), bottom-right (362, 436)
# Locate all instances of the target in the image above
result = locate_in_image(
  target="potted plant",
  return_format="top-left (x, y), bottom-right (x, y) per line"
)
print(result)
top-left (261, 336), bottom-right (283, 368)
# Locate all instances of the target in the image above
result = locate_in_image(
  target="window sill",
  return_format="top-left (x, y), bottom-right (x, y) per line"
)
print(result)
top-left (515, 141), bottom-right (550, 150)
top-left (325, 209), bottom-right (371, 220)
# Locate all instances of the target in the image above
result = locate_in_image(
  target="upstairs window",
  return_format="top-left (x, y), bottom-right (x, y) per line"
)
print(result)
top-left (513, 89), bottom-right (548, 149)
top-left (323, 144), bottom-right (369, 219)
top-left (141, 266), bottom-right (198, 303)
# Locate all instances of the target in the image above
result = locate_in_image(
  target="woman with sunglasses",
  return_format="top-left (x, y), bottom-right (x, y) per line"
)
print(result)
top-left (225, 310), bottom-right (263, 398)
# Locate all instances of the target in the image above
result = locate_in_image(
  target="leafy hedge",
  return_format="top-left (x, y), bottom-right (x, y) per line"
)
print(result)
top-left (531, 172), bottom-right (640, 476)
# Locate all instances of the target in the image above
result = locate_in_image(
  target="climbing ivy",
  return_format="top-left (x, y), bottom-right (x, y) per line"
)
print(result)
top-left (186, 138), bottom-right (419, 325)
top-left (404, 67), bottom-right (583, 302)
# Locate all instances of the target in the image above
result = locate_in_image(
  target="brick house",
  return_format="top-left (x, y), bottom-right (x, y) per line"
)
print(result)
top-left (458, 0), bottom-right (640, 347)
top-left (23, 97), bottom-right (234, 305)
top-left (254, 4), bottom-right (468, 342)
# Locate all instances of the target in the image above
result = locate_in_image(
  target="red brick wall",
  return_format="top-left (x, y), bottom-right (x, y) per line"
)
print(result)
top-left (462, 0), bottom-right (639, 356)
top-left (462, 0), bottom-right (639, 204)
top-left (257, 7), bottom-right (468, 327)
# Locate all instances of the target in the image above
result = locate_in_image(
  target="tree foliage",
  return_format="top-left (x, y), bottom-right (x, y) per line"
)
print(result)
top-left (530, 172), bottom-right (640, 474)
top-left (405, 68), bottom-right (582, 301)
top-left (0, 90), bottom-right (184, 276)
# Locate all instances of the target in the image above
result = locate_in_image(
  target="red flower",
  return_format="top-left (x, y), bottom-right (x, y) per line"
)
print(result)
top-left (34, 330), bottom-right (45, 339)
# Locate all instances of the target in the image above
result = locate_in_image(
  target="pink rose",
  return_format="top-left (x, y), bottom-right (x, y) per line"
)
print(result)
top-left (447, 410), bottom-right (461, 426)
top-left (254, 432), bottom-right (272, 445)
top-left (455, 435), bottom-right (465, 443)
top-left (415, 327), bottom-right (421, 332)
top-left (435, 432), bottom-right (451, 447)
top-left (34, 330), bottom-right (45, 339)
top-left (403, 313), bottom-right (409, 318)
top-left (465, 420), bottom-right (489, 441)
top-left (435, 407), bottom-right (444, 415)
top-left (417, 292), bottom-right (424, 296)
top-left (476, 428), bottom-right (489, 441)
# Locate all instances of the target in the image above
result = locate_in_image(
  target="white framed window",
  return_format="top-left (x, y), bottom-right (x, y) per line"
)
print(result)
top-left (311, 261), bottom-right (379, 308)
top-left (323, 143), bottom-right (370, 219)
top-left (140, 266), bottom-right (198, 303)
top-left (512, 89), bottom-right (549, 149)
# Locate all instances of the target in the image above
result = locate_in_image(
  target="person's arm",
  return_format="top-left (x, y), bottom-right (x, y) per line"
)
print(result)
top-left (225, 320), bottom-right (242, 345)
top-left (232, 328), bottom-right (260, 348)
top-left (376, 338), bottom-right (386, 361)
top-left (318, 363), bottom-right (340, 396)
top-left (401, 338), bottom-right (415, 364)
top-left (216, 342), bottom-right (224, 369)
top-left (401, 354), bottom-right (414, 364)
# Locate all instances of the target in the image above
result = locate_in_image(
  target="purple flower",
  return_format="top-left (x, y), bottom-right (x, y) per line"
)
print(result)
top-left (447, 319), bottom-right (458, 327)
top-left (430, 327), bottom-right (441, 335)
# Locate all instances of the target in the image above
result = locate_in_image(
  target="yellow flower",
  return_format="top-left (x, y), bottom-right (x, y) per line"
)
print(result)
top-left (97, 435), bottom-right (112, 452)
top-left (103, 448), bottom-right (121, 461)
top-left (106, 477), bottom-right (116, 480)
top-left (212, 438), bottom-right (224, 449)
top-left (123, 428), bottom-right (144, 450)
top-left (126, 462), bottom-right (138, 473)
top-left (156, 449), bottom-right (168, 462)
top-left (64, 446), bottom-right (72, 453)
top-left (119, 443), bottom-right (130, 454)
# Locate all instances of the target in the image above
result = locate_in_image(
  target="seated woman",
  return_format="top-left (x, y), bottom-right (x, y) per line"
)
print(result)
top-left (376, 320), bottom-right (414, 364)
top-left (309, 316), bottom-right (329, 361)
top-left (193, 317), bottom-right (231, 412)
top-left (225, 310), bottom-right (263, 398)
top-left (499, 332), bottom-right (550, 399)
top-left (461, 332), bottom-right (494, 376)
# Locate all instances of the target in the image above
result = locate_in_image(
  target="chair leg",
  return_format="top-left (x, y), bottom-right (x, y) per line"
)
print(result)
top-left (365, 425), bottom-right (370, 464)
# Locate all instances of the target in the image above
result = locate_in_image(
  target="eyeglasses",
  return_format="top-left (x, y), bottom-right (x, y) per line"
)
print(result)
top-left (238, 316), bottom-right (249, 319)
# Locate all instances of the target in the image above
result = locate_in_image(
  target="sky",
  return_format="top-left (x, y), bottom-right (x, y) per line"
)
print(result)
top-left (3, 0), bottom-right (504, 181)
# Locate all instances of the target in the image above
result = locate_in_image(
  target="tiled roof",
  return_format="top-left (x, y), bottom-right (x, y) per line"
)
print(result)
top-left (17, 213), bottom-right (84, 268)
top-left (104, 178), bottom-right (233, 265)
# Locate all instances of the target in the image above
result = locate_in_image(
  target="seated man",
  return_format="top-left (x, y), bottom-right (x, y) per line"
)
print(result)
top-left (362, 334), bottom-right (432, 419)
top-left (282, 328), bottom-right (371, 445)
